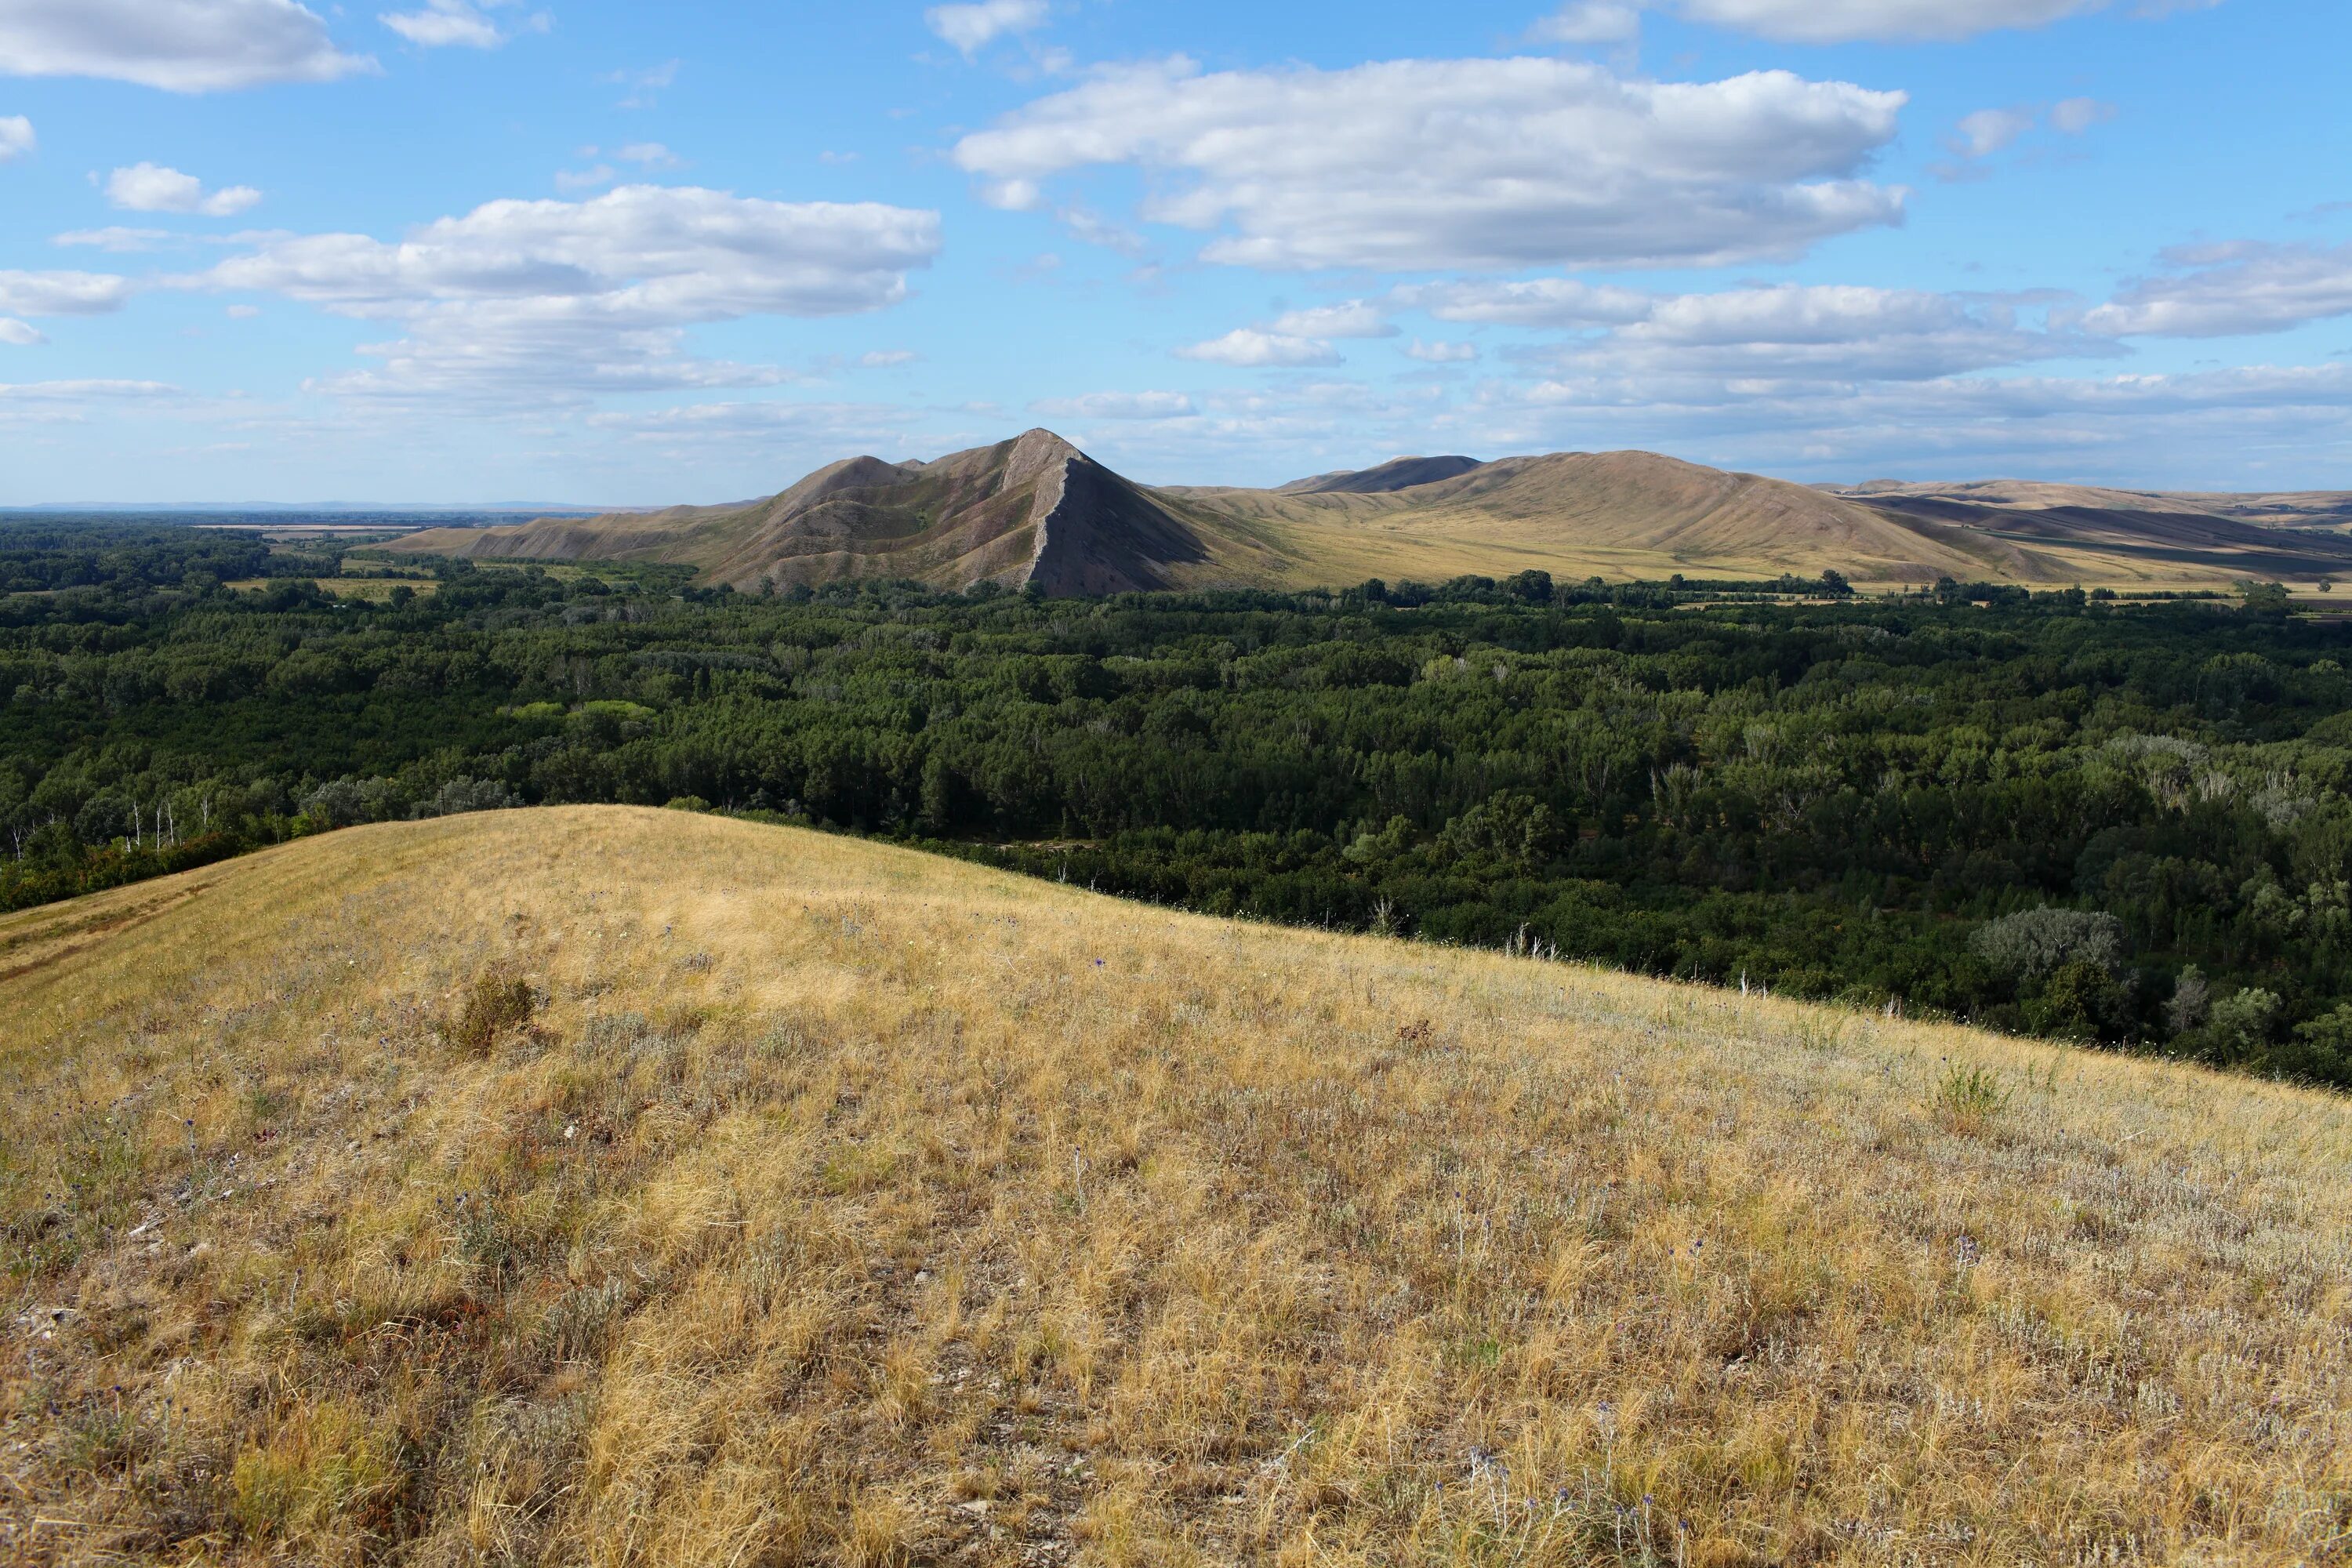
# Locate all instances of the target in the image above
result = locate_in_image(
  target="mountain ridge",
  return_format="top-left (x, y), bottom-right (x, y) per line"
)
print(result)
top-left (383, 430), bottom-right (2352, 594)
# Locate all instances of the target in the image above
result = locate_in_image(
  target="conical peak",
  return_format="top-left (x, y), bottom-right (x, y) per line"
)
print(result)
top-left (1002, 428), bottom-right (1086, 493)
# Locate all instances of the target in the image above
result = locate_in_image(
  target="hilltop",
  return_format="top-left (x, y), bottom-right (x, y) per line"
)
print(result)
top-left (383, 431), bottom-right (2352, 596)
top-left (4, 808), bottom-right (2347, 1563)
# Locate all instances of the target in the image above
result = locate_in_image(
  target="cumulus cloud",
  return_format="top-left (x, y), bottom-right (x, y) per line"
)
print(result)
top-left (953, 56), bottom-right (1907, 272)
top-left (1029, 390), bottom-right (1196, 420)
top-left (2080, 241), bottom-right (2352, 338)
top-left (1404, 339), bottom-right (1479, 363)
top-left (0, 270), bottom-right (134, 316)
top-left (105, 162), bottom-right (262, 216)
top-left (0, 114), bottom-right (31, 161)
top-left (186, 184), bottom-right (942, 400)
top-left (1268, 300), bottom-right (1395, 339)
top-left (857, 350), bottom-right (918, 368)
top-left (1174, 329), bottom-right (1345, 368)
top-left (0, 318), bottom-right (44, 346)
top-left (925, 0), bottom-right (1047, 57)
top-left (0, 0), bottom-right (372, 92)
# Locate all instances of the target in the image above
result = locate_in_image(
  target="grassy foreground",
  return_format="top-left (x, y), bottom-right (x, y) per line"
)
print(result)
top-left (2, 808), bottom-right (2348, 1566)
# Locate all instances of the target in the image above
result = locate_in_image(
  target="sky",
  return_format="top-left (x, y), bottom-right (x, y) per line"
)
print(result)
top-left (0, 0), bottom-right (2348, 505)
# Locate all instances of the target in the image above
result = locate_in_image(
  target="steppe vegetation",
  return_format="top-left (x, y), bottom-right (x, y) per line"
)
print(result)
top-left (4, 808), bottom-right (2348, 1564)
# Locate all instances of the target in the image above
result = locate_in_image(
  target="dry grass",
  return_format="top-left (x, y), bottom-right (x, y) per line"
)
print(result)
top-left (2, 807), bottom-right (2348, 1566)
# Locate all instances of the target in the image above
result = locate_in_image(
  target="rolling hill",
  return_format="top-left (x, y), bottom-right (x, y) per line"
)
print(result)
top-left (383, 430), bottom-right (2352, 595)
top-left (4, 807), bottom-right (2348, 1563)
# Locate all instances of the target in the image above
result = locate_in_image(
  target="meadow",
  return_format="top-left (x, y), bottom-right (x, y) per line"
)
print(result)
top-left (3, 807), bottom-right (2347, 1565)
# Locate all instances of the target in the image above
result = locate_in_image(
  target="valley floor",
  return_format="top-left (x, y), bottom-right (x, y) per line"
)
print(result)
top-left (2, 808), bottom-right (2347, 1564)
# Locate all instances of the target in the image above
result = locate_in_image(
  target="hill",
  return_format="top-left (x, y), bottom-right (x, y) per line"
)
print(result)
top-left (387, 430), bottom-right (1289, 597)
top-left (4, 807), bottom-right (2347, 1563)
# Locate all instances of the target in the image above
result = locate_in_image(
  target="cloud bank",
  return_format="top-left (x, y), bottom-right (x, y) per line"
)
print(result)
top-left (955, 56), bottom-right (1908, 271)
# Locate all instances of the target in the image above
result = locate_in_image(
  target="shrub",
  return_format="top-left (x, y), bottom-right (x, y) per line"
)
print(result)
top-left (1931, 1061), bottom-right (2010, 1136)
top-left (447, 970), bottom-right (535, 1056)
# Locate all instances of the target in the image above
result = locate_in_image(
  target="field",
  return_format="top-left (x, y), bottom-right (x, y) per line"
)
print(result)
top-left (3, 808), bottom-right (2349, 1564)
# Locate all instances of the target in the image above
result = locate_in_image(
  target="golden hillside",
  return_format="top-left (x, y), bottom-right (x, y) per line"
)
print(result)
top-left (4, 809), bottom-right (2348, 1564)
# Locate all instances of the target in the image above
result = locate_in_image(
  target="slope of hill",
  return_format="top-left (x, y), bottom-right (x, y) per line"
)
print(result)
top-left (387, 430), bottom-right (1288, 596)
top-left (1275, 454), bottom-right (1486, 494)
top-left (1184, 448), bottom-right (2071, 584)
top-left (1837, 479), bottom-right (2352, 580)
top-left (5, 807), bottom-right (2347, 1564)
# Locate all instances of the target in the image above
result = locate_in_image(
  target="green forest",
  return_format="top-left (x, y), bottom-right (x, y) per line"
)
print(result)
top-left (7, 521), bottom-right (2352, 1084)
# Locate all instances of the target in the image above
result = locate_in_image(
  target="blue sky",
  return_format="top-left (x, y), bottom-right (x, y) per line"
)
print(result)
top-left (1, 0), bottom-right (2348, 503)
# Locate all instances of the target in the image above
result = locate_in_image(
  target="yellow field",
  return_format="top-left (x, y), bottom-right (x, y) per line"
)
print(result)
top-left (3, 809), bottom-right (2347, 1564)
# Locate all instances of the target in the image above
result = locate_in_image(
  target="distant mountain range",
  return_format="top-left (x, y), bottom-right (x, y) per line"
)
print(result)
top-left (382, 430), bottom-right (2352, 594)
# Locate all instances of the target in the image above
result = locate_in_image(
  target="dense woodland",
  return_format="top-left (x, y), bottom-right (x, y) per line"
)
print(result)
top-left (6, 522), bottom-right (2352, 1083)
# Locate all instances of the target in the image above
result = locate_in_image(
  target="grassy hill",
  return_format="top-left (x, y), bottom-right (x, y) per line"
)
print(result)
top-left (4, 808), bottom-right (2348, 1564)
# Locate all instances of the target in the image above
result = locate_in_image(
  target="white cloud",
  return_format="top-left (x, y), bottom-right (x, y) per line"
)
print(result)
top-left (1404, 278), bottom-right (2110, 381)
top-left (1029, 390), bottom-right (1196, 420)
top-left (1268, 300), bottom-right (1395, 339)
top-left (0, 318), bottom-right (45, 346)
top-left (2051, 96), bottom-right (2118, 134)
top-left (1951, 107), bottom-right (2034, 159)
top-left (1532, 2), bottom-right (1642, 44)
top-left (616, 142), bottom-right (678, 168)
top-left (925, 0), bottom-right (1048, 57)
top-left (1396, 278), bottom-right (1655, 328)
top-left (1405, 339), bottom-right (1479, 362)
top-left (2080, 242), bottom-right (2352, 338)
top-left (1664, 0), bottom-right (2103, 43)
top-left (554, 164), bottom-right (615, 192)
top-left (857, 350), bottom-right (918, 368)
top-left (953, 56), bottom-right (1907, 272)
top-left (225, 303), bottom-right (260, 318)
top-left (604, 59), bottom-right (677, 109)
top-left (1578, 283), bottom-right (2111, 379)
top-left (187, 184), bottom-right (942, 400)
top-left (379, 1), bottom-right (499, 48)
top-left (105, 162), bottom-right (262, 216)
top-left (1940, 100), bottom-right (2116, 175)
top-left (1174, 328), bottom-right (1344, 368)
top-left (0, 0), bottom-right (372, 93)
top-left (54, 227), bottom-right (174, 251)
top-left (0, 114), bottom-right (31, 161)
top-left (0, 270), bottom-right (133, 316)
